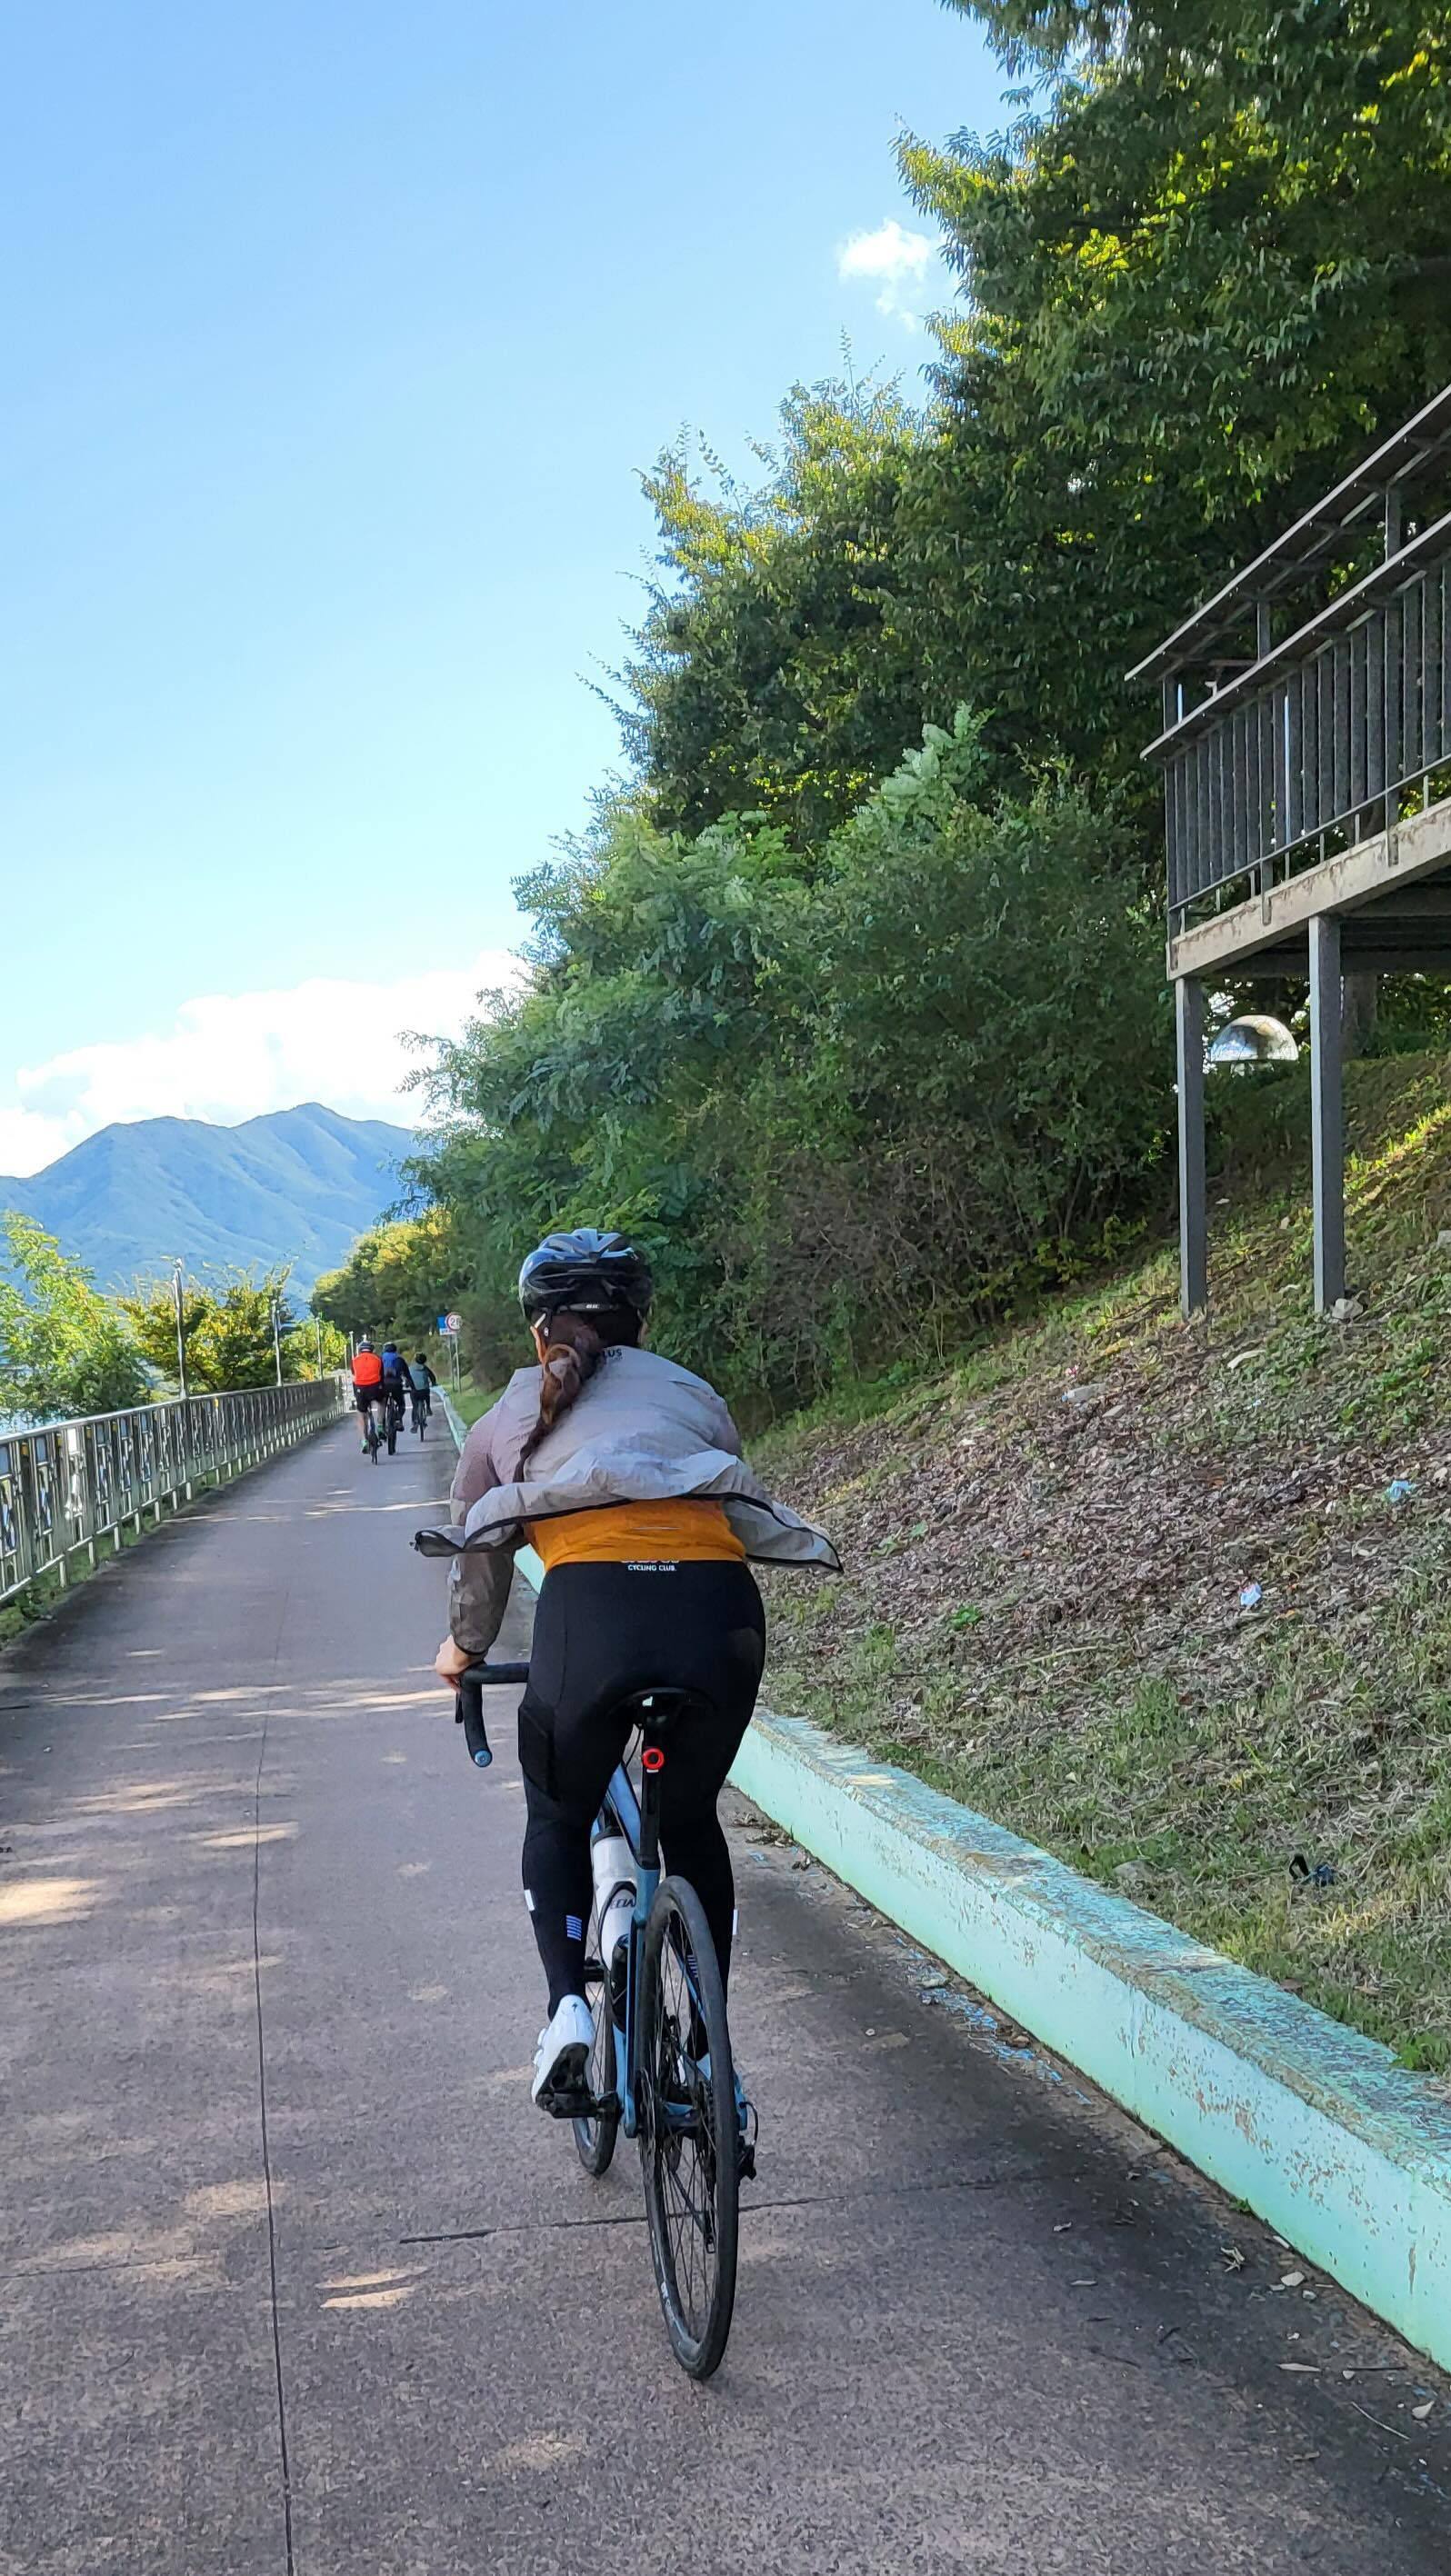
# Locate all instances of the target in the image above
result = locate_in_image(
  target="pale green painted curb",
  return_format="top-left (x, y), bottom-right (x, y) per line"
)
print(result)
top-left (730, 1706), bottom-right (1451, 2375)
top-left (437, 1391), bottom-right (1450, 2371)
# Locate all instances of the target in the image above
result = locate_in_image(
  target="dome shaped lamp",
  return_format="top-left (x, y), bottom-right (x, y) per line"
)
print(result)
top-left (1206, 1013), bottom-right (1299, 1070)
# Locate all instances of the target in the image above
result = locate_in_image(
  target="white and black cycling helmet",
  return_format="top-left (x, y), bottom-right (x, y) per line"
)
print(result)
top-left (518, 1228), bottom-right (654, 1327)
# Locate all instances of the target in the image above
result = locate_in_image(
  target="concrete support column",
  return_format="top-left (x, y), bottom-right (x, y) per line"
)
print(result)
top-left (1176, 975), bottom-right (1207, 1317)
top-left (1310, 913), bottom-right (1346, 1313)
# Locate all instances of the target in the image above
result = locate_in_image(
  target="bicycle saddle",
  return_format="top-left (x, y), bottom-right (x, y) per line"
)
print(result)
top-left (614, 1685), bottom-right (708, 1733)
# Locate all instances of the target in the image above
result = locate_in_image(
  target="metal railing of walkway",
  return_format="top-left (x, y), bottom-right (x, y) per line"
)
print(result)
top-left (0, 1376), bottom-right (347, 1606)
top-left (1135, 382), bottom-right (1451, 937)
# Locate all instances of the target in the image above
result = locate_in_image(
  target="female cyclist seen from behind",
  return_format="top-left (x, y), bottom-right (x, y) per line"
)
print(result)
top-left (430, 1229), bottom-right (838, 2112)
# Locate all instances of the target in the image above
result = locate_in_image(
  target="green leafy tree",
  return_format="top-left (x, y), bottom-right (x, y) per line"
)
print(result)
top-left (115, 1279), bottom-right (213, 1399)
top-left (923, 2), bottom-right (1451, 498)
top-left (766, 714), bottom-right (1170, 1373)
top-left (119, 1267), bottom-right (301, 1393)
top-left (629, 7), bottom-right (1451, 849)
top-left (624, 382), bottom-right (928, 848)
top-left (0, 1215), bottom-right (149, 1423)
top-left (312, 1212), bottom-right (465, 1362)
top-left (413, 720), bottom-right (1168, 1406)
top-left (409, 798), bottom-right (819, 1389)
top-left (891, 0), bottom-right (1451, 792)
top-left (283, 1316), bottom-right (349, 1379)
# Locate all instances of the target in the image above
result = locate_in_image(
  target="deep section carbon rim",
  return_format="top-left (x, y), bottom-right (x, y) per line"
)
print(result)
top-left (638, 1875), bottom-right (738, 2379)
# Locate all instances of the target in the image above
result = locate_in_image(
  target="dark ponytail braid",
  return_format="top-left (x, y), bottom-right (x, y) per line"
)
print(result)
top-left (517, 1304), bottom-right (639, 1472)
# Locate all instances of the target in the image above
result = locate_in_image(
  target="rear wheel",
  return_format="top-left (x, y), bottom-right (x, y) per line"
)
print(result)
top-left (638, 1875), bottom-right (738, 2379)
top-left (385, 1405), bottom-right (398, 1455)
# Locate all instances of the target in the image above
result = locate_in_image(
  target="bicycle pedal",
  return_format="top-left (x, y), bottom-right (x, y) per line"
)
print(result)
top-left (737, 2094), bottom-right (759, 2184)
top-left (538, 2082), bottom-right (592, 2122)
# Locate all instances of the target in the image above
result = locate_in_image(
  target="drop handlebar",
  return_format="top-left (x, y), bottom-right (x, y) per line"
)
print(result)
top-left (455, 1660), bottom-right (531, 1770)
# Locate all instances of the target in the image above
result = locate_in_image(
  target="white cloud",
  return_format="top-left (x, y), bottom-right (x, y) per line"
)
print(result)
top-left (838, 219), bottom-right (933, 285)
top-left (0, 1104), bottom-right (82, 1180)
top-left (0, 949), bottom-right (520, 1176)
top-left (837, 218), bottom-right (936, 327)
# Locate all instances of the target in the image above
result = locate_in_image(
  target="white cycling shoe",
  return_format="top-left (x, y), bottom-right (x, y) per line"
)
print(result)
top-left (531, 1993), bottom-right (594, 2112)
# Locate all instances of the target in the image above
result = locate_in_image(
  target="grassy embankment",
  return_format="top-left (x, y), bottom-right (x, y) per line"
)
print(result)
top-left (756, 1050), bottom-right (1451, 2074)
top-left (449, 1376), bottom-right (495, 1431)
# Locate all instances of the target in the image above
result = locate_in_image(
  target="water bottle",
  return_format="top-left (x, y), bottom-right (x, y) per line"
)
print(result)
top-left (591, 1829), bottom-right (635, 2021)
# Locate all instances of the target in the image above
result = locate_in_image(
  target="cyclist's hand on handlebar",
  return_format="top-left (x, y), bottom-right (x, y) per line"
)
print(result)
top-left (434, 1635), bottom-right (471, 1690)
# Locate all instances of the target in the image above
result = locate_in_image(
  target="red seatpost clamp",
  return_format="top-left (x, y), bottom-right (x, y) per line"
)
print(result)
top-left (641, 1745), bottom-right (665, 1774)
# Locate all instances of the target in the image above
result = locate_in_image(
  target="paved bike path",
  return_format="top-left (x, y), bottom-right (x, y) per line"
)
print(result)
top-left (2, 1419), bottom-right (1446, 2573)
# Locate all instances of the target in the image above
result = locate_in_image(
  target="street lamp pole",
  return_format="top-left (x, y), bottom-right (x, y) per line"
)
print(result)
top-left (173, 1259), bottom-right (189, 1401)
top-left (271, 1296), bottom-right (283, 1388)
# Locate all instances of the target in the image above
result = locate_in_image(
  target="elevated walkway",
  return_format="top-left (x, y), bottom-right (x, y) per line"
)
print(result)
top-left (1135, 385), bottom-right (1451, 1315)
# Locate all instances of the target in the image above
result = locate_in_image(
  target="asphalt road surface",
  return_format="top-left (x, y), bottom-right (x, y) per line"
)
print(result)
top-left (3, 1415), bottom-right (1447, 2574)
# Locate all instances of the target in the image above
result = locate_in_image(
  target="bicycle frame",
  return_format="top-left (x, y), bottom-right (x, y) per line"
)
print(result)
top-left (436, 1656), bottom-right (713, 2145)
top-left (595, 1758), bottom-right (652, 2137)
top-left (595, 1746), bottom-right (699, 2142)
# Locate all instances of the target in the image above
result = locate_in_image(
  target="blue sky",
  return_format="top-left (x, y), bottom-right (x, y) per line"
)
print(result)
top-left (2, 1), bottom-right (1001, 1171)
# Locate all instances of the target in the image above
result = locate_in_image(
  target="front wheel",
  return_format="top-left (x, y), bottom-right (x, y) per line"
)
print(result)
top-left (637, 1876), bottom-right (738, 2379)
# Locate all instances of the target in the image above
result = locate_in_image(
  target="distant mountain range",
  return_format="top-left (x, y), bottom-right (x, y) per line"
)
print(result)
top-left (0, 1103), bottom-right (413, 1299)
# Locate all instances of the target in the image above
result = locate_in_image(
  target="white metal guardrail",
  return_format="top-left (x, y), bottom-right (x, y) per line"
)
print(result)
top-left (0, 1376), bottom-right (348, 1608)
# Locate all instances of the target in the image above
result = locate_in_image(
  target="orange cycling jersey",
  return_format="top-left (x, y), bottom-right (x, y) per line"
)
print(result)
top-left (353, 1350), bottom-right (384, 1389)
top-left (525, 1497), bottom-right (746, 1572)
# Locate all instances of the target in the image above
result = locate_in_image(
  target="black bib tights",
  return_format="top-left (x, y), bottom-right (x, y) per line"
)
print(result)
top-left (515, 1560), bottom-right (766, 2015)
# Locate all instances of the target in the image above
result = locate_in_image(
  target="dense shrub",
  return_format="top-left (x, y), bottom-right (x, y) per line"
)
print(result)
top-left (413, 716), bottom-right (1170, 1409)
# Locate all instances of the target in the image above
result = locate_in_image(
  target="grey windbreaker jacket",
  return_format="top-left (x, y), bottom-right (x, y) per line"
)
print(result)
top-left (424, 1344), bottom-right (839, 1658)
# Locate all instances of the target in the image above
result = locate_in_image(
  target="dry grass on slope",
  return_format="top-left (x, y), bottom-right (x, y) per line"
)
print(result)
top-left (759, 1051), bottom-right (1451, 2072)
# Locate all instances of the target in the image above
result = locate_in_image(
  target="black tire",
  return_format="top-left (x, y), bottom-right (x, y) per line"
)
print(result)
top-left (637, 1875), bottom-right (738, 2379)
top-left (572, 1954), bottom-right (620, 2178)
top-left (385, 1410), bottom-right (398, 1455)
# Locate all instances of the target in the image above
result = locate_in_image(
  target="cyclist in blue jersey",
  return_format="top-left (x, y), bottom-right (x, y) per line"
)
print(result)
top-left (379, 1342), bottom-right (410, 1431)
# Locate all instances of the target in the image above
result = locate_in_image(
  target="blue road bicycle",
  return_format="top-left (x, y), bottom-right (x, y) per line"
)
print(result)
top-left (456, 1660), bottom-right (748, 2379)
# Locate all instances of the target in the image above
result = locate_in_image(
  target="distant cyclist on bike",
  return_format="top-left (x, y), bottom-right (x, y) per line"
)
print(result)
top-left (351, 1337), bottom-right (385, 1450)
top-left (431, 1228), bottom-right (837, 2111)
top-left (380, 1341), bottom-right (410, 1431)
top-left (407, 1353), bottom-right (435, 1428)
